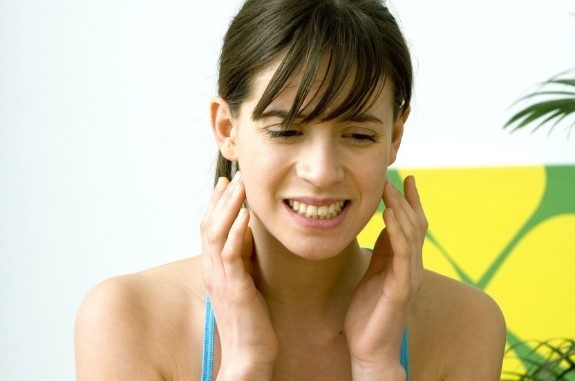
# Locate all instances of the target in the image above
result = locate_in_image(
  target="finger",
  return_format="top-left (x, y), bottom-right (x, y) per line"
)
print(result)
top-left (205, 176), bottom-right (228, 218)
top-left (382, 208), bottom-right (411, 286)
top-left (403, 175), bottom-right (428, 232)
top-left (364, 179), bottom-right (418, 281)
top-left (201, 177), bottom-right (229, 279)
top-left (403, 176), bottom-right (427, 268)
top-left (207, 172), bottom-right (246, 253)
top-left (403, 176), bottom-right (421, 212)
top-left (388, 179), bottom-right (422, 228)
top-left (383, 207), bottom-right (418, 309)
top-left (362, 228), bottom-right (393, 281)
top-left (383, 181), bottom-right (418, 242)
top-left (202, 173), bottom-right (244, 277)
top-left (221, 207), bottom-right (251, 282)
top-left (212, 171), bottom-right (243, 219)
top-left (201, 177), bottom-right (228, 254)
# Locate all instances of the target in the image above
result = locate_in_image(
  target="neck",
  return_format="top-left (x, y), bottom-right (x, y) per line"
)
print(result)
top-left (249, 226), bottom-right (370, 318)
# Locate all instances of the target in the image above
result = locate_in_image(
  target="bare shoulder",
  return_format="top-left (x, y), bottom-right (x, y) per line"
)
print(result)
top-left (409, 270), bottom-right (506, 380)
top-left (74, 256), bottom-right (206, 380)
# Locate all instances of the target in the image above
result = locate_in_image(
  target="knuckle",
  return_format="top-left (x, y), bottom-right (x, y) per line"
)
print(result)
top-left (199, 216), bottom-right (212, 234)
top-left (394, 287), bottom-right (411, 303)
top-left (221, 249), bottom-right (236, 265)
top-left (205, 229), bottom-right (224, 246)
top-left (201, 269), bottom-right (214, 290)
top-left (422, 216), bottom-right (429, 230)
top-left (412, 274), bottom-right (424, 294)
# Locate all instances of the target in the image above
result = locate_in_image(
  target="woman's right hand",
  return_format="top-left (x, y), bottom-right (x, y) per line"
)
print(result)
top-left (201, 171), bottom-right (278, 380)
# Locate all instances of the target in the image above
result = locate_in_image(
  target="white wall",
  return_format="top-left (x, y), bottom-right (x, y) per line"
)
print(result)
top-left (1, 0), bottom-right (573, 379)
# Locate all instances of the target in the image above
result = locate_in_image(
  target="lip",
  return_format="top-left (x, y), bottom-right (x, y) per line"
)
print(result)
top-left (282, 199), bottom-right (350, 230)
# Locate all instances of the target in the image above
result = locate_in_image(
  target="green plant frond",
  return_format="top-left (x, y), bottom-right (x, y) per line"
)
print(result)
top-left (531, 110), bottom-right (565, 134)
top-left (546, 112), bottom-right (572, 136)
top-left (504, 98), bottom-right (575, 132)
top-left (515, 91), bottom-right (575, 104)
top-left (568, 120), bottom-right (575, 139)
top-left (500, 371), bottom-right (531, 380)
top-left (504, 338), bottom-right (575, 380)
top-left (546, 78), bottom-right (575, 87)
top-left (546, 68), bottom-right (575, 82)
top-left (504, 103), bottom-right (556, 128)
top-left (504, 69), bottom-right (575, 136)
top-left (559, 364), bottom-right (575, 379)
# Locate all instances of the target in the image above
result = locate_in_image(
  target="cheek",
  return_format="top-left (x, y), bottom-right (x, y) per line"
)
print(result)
top-left (359, 159), bottom-right (388, 206)
top-left (359, 155), bottom-right (388, 186)
top-left (237, 145), bottom-right (288, 206)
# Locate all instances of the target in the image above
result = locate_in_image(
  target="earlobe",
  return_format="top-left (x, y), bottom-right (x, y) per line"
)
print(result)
top-left (210, 96), bottom-right (238, 161)
top-left (388, 106), bottom-right (410, 164)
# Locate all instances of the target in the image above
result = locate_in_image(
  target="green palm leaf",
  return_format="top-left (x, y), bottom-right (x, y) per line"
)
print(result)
top-left (503, 338), bottom-right (575, 381)
top-left (504, 70), bottom-right (575, 137)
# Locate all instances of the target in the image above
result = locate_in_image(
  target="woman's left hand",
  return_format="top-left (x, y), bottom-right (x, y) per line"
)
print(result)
top-left (344, 175), bottom-right (427, 380)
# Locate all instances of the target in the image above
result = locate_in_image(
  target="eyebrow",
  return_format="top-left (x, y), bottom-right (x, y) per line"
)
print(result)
top-left (258, 109), bottom-right (384, 124)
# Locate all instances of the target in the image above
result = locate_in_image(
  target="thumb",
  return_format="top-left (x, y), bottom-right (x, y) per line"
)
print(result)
top-left (361, 221), bottom-right (393, 282)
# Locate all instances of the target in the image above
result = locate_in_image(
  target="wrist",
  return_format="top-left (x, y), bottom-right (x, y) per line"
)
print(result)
top-left (217, 361), bottom-right (274, 381)
top-left (351, 360), bottom-right (406, 381)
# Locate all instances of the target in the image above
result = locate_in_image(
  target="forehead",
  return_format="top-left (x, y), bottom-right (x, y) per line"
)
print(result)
top-left (243, 53), bottom-right (395, 121)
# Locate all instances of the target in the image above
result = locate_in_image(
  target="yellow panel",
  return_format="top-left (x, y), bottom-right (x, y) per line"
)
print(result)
top-left (486, 215), bottom-right (575, 340)
top-left (396, 167), bottom-right (546, 282)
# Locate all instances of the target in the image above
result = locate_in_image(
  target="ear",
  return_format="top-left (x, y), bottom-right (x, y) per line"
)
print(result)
top-left (388, 106), bottom-right (410, 165)
top-left (210, 96), bottom-right (239, 161)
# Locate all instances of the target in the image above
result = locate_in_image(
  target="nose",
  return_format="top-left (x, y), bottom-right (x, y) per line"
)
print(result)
top-left (295, 137), bottom-right (344, 188)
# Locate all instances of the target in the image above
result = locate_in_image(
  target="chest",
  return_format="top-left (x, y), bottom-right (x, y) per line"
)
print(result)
top-left (270, 337), bottom-right (352, 381)
top-left (201, 331), bottom-right (353, 381)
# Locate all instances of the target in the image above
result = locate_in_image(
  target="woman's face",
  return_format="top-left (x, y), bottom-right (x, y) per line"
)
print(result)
top-left (232, 58), bottom-right (406, 260)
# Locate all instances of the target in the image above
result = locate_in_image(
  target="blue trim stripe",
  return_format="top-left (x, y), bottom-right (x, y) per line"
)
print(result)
top-left (401, 329), bottom-right (410, 380)
top-left (200, 297), bottom-right (216, 381)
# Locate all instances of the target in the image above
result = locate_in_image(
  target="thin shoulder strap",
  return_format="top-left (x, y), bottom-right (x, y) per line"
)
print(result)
top-left (200, 297), bottom-right (216, 381)
top-left (401, 328), bottom-right (410, 379)
top-left (200, 296), bottom-right (410, 380)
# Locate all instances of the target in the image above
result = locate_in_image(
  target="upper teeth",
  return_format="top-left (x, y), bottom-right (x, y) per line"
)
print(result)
top-left (288, 200), bottom-right (345, 219)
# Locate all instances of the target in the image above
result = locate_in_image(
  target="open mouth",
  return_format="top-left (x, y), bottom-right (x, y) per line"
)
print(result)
top-left (284, 199), bottom-right (349, 220)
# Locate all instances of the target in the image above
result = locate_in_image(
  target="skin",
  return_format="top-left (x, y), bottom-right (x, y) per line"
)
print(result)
top-left (74, 56), bottom-right (507, 380)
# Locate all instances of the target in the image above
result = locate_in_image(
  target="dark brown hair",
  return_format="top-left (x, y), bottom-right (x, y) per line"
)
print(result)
top-left (214, 0), bottom-right (413, 184)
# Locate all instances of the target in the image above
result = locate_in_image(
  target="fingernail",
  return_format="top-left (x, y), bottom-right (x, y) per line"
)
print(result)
top-left (232, 170), bottom-right (242, 182)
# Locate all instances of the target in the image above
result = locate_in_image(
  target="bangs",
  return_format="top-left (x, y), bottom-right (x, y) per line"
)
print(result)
top-left (251, 3), bottom-right (393, 126)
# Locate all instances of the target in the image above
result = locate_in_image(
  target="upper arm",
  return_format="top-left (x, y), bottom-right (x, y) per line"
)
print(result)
top-left (445, 287), bottom-right (507, 380)
top-left (74, 277), bottom-right (164, 380)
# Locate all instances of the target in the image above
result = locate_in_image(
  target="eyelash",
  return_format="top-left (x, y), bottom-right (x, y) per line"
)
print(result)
top-left (266, 130), bottom-right (378, 143)
top-left (346, 133), bottom-right (378, 143)
top-left (266, 130), bottom-right (302, 139)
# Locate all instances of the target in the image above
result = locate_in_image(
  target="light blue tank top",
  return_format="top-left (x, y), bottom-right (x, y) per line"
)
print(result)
top-left (200, 297), bottom-right (410, 380)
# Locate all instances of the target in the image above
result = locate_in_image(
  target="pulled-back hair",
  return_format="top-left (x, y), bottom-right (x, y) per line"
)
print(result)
top-left (215, 0), bottom-right (413, 184)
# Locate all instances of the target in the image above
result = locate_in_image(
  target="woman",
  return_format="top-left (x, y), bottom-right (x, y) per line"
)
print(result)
top-left (75, 0), bottom-right (506, 379)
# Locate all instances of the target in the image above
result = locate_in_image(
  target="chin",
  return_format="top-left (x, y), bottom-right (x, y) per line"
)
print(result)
top-left (280, 236), bottom-right (355, 261)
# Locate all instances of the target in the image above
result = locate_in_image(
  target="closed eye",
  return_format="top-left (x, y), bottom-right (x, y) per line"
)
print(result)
top-left (266, 130), bottom-right (303, 139)
top-left (344, 133), bottom-right (378, 143)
